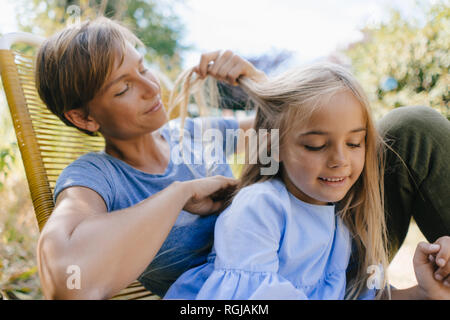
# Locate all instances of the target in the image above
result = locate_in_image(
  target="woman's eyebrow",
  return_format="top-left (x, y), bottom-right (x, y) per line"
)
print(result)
top-left (300, 127), bottom-right (367, 136)
top-left (102, 56), bottom-right (144, 93)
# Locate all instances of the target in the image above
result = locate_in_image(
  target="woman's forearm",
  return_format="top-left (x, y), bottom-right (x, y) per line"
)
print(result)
top-left (38, 181), bottom-right (191, 299)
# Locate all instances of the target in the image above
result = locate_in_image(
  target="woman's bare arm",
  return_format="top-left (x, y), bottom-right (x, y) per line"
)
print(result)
top-left (37, 181), bottom-right (191, 299)
top-left (37, 176), bottom-right (236, 300)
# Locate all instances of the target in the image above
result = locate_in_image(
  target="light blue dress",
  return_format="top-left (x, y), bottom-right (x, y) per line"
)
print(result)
top-left (165, 178), bottom-right (368, 300)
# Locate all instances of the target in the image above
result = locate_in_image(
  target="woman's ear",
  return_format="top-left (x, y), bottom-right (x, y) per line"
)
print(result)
top-left (64, 108), bottom-right (100, 133)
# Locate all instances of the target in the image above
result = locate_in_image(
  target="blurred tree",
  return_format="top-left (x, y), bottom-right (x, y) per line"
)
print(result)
top-left (15, 0), bottom-right (187, 79)
top-left (344, 2), bottom-right (449, 119)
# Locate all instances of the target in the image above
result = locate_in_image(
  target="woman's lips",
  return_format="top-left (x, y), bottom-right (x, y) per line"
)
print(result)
top-left (144, 100), bottom-right (162, 114)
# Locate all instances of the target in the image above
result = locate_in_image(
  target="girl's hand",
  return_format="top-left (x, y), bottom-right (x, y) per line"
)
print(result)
top-left (182, 175), bottom-right (238, 216)
top-left (194, 50), bottom-right (267, 86)
top-left (413, 236), bottom-right (450, 299)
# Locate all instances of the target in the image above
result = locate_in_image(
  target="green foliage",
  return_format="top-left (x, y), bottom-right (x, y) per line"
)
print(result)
top-left (0, 145), bottom-right (16, 190)
top-left (345, 2), bottom-right (449, 119)
top-left (15, 0), bottom-right (186, 76)
top-left (1, 0), bottom-right (188, 299)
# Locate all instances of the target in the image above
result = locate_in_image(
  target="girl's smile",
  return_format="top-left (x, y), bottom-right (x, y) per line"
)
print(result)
top-left (318, 176), bottom-right (348, 186)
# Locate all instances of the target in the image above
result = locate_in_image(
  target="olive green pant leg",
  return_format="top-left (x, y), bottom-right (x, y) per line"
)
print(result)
top-left (376, 106), bottom-right (450, 260)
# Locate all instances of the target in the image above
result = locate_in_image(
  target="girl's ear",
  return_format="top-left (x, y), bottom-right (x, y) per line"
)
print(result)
top-left (64, 108), bottom-right (100, 133)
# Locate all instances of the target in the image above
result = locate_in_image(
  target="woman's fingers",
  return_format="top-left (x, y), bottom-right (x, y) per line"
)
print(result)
top-left (194, 50), bottom-right (264, 86)
top-left (432, 236), bottom-right (450, 284)
top-left (414, 242), bottom-right (440, 266)
top-left (197, 50), bottom-right (221, 78)
top-left (200, 175), bottom-right (238, 197)
top-left (208, 50), bottom-right (234, 80)
top-left (228, 64), bottom-right (247, 85)
top-left (184, 176), bottom-right (238, 215)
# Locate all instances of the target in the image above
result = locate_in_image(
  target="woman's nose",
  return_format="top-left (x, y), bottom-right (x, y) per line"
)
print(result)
top-left (139, 74), bottom-right (160, 99)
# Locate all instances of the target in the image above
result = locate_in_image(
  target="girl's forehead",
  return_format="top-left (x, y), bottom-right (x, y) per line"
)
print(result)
top-left (288, 91), bottom-right (367, 134)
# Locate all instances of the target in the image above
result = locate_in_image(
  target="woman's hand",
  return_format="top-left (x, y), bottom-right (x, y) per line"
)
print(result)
top-left (182, 175), bottom-right (238, 216)
top-left (413, 236), bottom-right (450, 299)
top-left (194, 50), bottom-right (267, 86)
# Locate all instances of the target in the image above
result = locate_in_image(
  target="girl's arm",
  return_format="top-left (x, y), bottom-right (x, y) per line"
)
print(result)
top-left (37, 176), bottom-right (236, 300)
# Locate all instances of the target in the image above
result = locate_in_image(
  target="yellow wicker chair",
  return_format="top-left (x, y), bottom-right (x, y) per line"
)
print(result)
top-left (0, 32), bottom-right (174, 300)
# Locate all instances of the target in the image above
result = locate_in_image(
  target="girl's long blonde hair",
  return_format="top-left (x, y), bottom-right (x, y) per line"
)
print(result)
top-left (168, 62), bottom-right (390, 300)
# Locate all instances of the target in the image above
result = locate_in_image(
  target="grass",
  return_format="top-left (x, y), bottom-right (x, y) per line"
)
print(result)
top-left (0, 168), bottom-right (42, 300)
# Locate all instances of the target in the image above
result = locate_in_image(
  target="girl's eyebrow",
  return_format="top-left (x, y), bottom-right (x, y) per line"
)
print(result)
top-left (300, 127), bottom-right (367, 136)
top-left (102, 56), bottom-right (144, 93)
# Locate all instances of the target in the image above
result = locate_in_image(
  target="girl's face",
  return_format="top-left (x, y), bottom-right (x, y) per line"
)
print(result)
top-left (86, 43), bottom-right (168, 139)
top-left (280, 90), bottom-right (366, 205)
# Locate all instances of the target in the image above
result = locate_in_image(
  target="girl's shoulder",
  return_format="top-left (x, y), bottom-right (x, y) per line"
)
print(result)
top-left (225, 178), bottom-right (290, 222)
top-left (236, 178), bottom-right (288, 201)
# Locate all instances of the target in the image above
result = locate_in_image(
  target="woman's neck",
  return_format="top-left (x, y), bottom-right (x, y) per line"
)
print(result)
top-left (104, 131), bottom-right (170, 174)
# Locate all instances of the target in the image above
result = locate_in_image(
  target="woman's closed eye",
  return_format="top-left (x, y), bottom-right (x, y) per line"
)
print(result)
top-left (114, 69), bottom-right (149, 97)
top-left (115, 83), bottom-right (129, 97)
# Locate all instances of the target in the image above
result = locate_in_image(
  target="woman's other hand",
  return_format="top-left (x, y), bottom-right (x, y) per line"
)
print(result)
top-left (182, 175), bottom-right (238, 215)
top-left (194, 50), bottom-right (267, 86)
top-left (413, 236), bottom-right (450, 299)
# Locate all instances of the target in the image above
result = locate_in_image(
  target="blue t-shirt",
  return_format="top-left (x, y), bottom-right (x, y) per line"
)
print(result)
top-left (53, 116), bottom-right (240, 297)
top-left (165, 178), bottom-right (376, 300)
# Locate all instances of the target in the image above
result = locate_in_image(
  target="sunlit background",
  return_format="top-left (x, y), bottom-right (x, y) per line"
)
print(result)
top-left (0, 0), bottom-right (448, 299)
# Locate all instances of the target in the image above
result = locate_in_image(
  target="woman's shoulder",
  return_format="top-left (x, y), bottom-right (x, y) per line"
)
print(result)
top-left (65, 151), bottom-right (113, 170)
top-left (54, 152), bottom-right (117, 209)
top-left (58, 151), bottom-right (121, 185)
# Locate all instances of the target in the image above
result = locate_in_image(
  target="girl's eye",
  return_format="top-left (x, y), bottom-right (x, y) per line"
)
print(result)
top-left (304, 145), bottom-right (325, 151)
top-left (115, 83), bottom-right (129, 97)
top-left (140, 68), bottom-right (148, 74)
top-left (304, 143), bottom-right (362, 151)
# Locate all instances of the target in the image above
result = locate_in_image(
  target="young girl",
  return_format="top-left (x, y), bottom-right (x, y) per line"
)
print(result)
top-left (164, 62), bottom-right (450, 300)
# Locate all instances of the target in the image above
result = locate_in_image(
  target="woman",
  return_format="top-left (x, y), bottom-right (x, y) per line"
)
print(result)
top-left (35, 17), bottom-right (265, 299)
top-left (35, 17), bottom-right (450, 299)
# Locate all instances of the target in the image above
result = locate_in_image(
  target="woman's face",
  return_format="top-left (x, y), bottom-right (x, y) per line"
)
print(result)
top-left (86, 43), bottom-right (168, 139)
top-left (280, 90), bottom-right (367, 205)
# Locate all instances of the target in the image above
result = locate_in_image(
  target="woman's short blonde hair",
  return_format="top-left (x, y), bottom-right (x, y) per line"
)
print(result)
top-left (35, 16), bottom-right (143, 135)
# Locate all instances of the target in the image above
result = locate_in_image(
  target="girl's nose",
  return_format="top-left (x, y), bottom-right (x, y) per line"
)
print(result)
top-left (327, 146), bottom-right (348, 168)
